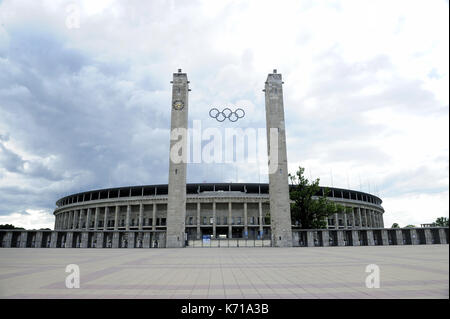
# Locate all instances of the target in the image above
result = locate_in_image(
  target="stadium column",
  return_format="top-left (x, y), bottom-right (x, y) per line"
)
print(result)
top-left (343, 208), bottom-right (348, 229)
top-left (258, 201), bottom-right (263, 237)
top-left (196, 202), bottom-right (201, 239)
top-left (86, 208), bottom-right (91, 230)
top-left (228, 202), bottom-right (232, 238)
top-left (103, 207), bottom-right (109, 230)
top-left (264, 70), bottom-right (293, 247)
top-left (244, 202), bottom-right (248, 238)
top-left (94, 207), bottom-right (99, 230)
top-left (126, 205), bottom-right (131, 231)
top-left (213, 201), bottom-right (216, 238)
top-left (114, 206), bottom-right (119, 230)
top-left (68, 211), bottom-right (73, 229)
top-left (63, 212), bottom-right (68, 229)
top-left (152, 203), bottom-right (156, 231)
top-left (369, 210), bottom-right (374, 227)
top-left (334, 212), bottom-right (338, 229)
top-left (358, 207), bottom-right (362, 229)
top-left (351, 208), bottom-right (356, 228)
top-left (364, 209), bottom-right (368, 228)
top-left (72, 210), bottom-right (78, 230)
top-left (166, 69), bottom-right (189, 248)
top-left (138, 203), bottom-right (143, 230)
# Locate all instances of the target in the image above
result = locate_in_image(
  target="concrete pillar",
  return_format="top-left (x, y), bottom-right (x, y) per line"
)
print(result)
top-left (264, 70), bottom-right (293, 247)
top-left (213, 201), bottom-right (216, 238)
top-left (114, 206), bottom-right (119, 230)
top-left (2, 232), bottom-right (12, 247)
top-left (63, 212), bottom-right (67, 229)
top-left (128, 232), bottom-right (135, 248)
top-left (104, 206), bottom-right (109, 230)
top-left (138, 204), bottom-right (143, 230)
top-left (152, 203), bottom-right (157, 231)
top-left (371, 210), bottom-right (375, 227)
top-left (143, 232), bottom-right (151, 248)
top-left (438, 228), bottom-right (447, 244)
top-left (424, 229), bottom-right (433, 245)
top-left (352, 230), bottom-right (360, 246)
top-left (73, 211), bottom-right (77, 228)
top-left (50, 232), bottom-right (58, 248)
top-left (166, 70), bottom-right (189, 248)
top-left (78, 210), bottom-right (83, 229)
top-left (366, 230), bottom-right (374, 246)
top-left (258, 201), bottom-right (263, 237)
top-left (96, 232), bottom-right (104, 248)
top-left (381, 213), bottom-right (384, 228)
top-left (381, 230), bottom-right (389, 245)
top-left (351, 208), bottom-right (355, 228)
top-left (395, 229), bottom-right (404, 245)
top-left (34, 232), bottom-right (42, 248)
top-left (307, 231), bottom-right (314, 247)
top-left (292, 231), bottom-right (300, 246)
top-left (196, 202), bottom-right (201, 240)
top-left (67, 211), bottom-right (72, 229)
top-left (94, 207), bottom-right (99, 230)
top-left (19, 232), bottom-right (28, 248)
top-left (126, 205), bottom-right (130, 231)
top-left (65, 232), bottom-right (73, 248)
top-left (410, 229), bottom-right (419, 245)
top-left (244, 202), bottom-right (248, 238)
top-left (358, 207), bottom-right (362, 229)
top-left (334, 212), bottom-right (338, 228)
top-left (85, 208), bottom-right (91, 230)
top-left (337, 230), bottom-right (345, 246)
top-left (228, 202), bottom-right (232, 238)
top-left (343, 210), bottom-right (348, 229)
top-left (81, 232), bottom-right (88, 248)
top-left (322, 230), bottom-right (329, 247)
top-left (112, 232), bottom-right (119, 248)
top-left (364, 209), bottom-right (368, 228)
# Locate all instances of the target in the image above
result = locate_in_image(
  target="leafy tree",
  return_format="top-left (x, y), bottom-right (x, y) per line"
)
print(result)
top-left (289, 167), bottom-right (344, 229)
top-left (0, 224), bottom-right (25, 230)
top-left (391, 223), bottom-right (400, 228)
top-left (433, 217), bottom-right (449, 227)
top-left (405, 224), bottom-right (416, 228)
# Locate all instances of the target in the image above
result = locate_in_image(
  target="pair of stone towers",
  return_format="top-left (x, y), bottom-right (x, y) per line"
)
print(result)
top-left (165, 69), bottom-right (293, 248)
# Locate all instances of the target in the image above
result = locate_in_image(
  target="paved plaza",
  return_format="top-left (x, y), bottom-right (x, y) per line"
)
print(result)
top-left (0, 245), bottom-right (448, 299)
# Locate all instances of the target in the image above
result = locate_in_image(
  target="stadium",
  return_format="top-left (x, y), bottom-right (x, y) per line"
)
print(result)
top-left (0, 70), bottom-right (448, 249)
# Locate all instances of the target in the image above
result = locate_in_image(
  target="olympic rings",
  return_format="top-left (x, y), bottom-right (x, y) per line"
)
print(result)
top-left (209, 107), bottom-right (245, 122)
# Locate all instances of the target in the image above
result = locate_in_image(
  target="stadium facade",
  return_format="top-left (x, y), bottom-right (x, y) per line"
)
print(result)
top-left (1, 70), bottom-right (448, 248)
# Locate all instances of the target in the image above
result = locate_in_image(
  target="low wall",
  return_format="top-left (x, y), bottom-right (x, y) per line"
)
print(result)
top-left (0, 230), bottom-right (166, 249)
top-left (0, 227), bottom-right (448, 248)
top-left (292, 227), bottom-right (449, 247)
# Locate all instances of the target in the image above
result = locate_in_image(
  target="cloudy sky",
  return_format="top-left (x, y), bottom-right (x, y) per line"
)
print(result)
top-left (0, 0), bottom-right (448, 229)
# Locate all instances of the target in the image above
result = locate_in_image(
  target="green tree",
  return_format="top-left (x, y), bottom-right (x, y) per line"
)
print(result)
top-left (391, 223), bottom-right (400, 228)
top-left (289, 167), bottom-right (343, 229)
top-left (405, 224), bottom-right (416, 228)
top-left (0, 224), bottom-right (25, 230)
top-left (433, 217), bottom-right (449, 227)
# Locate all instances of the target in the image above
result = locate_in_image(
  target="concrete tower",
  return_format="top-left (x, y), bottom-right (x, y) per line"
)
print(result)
top-left (264, 69), bottom-right (293, 247)
top-left (166, 69), bottom-right (189, 248)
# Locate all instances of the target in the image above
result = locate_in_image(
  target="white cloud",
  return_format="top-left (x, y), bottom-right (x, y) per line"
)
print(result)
top-left (0, 0), bottom-right (448, 228)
